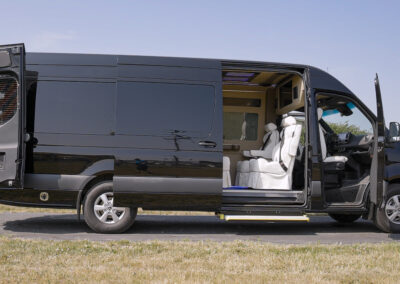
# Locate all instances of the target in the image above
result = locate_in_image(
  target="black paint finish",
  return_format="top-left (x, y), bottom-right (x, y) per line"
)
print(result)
top-left (0, 50), bottom-right (393, 213)
top-left (0, 187), bottom-right (77, 208)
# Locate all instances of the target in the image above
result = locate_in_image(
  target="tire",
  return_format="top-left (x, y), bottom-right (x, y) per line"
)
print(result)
top-left (329, 213), bottom-right (361, 223)
top-left (374, 184), bottom-right (400, 233)
top-left (83, 181), bottom-right (137, 233)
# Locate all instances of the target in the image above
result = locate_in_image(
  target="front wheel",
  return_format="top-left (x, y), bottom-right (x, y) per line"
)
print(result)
top-left (374, 184), bottom-right (400, 233)
top-left (83, 181), bottom-right (137, 233)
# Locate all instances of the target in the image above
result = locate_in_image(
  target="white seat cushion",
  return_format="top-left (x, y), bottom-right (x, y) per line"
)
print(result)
top-left (248, 116), bottom-right (302, 190)
top-left (236, 160), bottom-right (250, 187)
top-left (318, 107), bottom-right (348, 166)
top-left (223, 156), bottom-right (231, 188)
top-left (249, 158), bottom-right (286, 176)
top-left (324, 156), bottom-right (348, 163)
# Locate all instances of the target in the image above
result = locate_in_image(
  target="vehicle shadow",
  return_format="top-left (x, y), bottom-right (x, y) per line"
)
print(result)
top-left (2, 213), bottom-right (389, 240)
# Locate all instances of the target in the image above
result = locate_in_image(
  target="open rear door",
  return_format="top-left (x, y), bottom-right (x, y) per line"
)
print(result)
top-left (0, 44), bottom-right (25, 189)
top-left (370, 74), bottom-right (386, 206)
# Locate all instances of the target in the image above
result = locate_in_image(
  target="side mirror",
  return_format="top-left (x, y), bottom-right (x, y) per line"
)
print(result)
top-left (389, 122), bottom-right (400, 142)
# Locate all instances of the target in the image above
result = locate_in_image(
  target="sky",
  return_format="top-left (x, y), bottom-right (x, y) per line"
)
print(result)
top-left (1, 0), bottom-right (399, 123)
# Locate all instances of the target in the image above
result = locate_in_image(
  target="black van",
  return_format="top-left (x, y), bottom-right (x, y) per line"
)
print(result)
top-left (0, 43), bottom-right (399, 233)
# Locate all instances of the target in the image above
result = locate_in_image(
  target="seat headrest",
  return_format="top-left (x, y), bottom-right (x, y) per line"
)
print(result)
top-left (264, 122), bottom-right (277, 132)
top-left (317, 108), bottom-right (323, 120)
top-left (281, 116), bottom-right (297, 127)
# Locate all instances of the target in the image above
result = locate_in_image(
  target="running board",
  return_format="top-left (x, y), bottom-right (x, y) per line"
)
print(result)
top-left (219, 214), bottom-right (309, 222)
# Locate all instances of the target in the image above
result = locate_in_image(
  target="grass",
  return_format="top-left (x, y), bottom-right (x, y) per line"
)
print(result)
top-left (0, 237), bottom-right (399, 283)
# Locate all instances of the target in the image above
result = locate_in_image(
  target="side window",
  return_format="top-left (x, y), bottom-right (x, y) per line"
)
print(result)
top-left (34, 81), bottom-right (115, 135)
top-left (223, 112), bottom-right (258, 141)
top-left (0, 77), bottom-right (18, 125)
top-left (116, 81), bottom-right (215, 136)
top-left (319, 100), bottom-right (373, 136)
top-left (223, 93), bottom-right (265, 142)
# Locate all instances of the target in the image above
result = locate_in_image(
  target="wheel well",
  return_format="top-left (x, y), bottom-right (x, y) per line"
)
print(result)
top-left (78, 174), bottom-right (114, 209)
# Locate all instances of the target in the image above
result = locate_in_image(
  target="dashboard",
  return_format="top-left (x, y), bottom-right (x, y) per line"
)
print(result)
top-left (328, 132), bottom-right (374, 164)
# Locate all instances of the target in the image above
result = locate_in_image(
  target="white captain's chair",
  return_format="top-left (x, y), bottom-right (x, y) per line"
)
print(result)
top-left (248, 116), bottom-right (302, 190)
top-left (236, 123), bottom-right (280, 187)
top-left (223, 156), bottom-right (232, 188)
top-left (317, 107), bottom-right (348, 165)
top-left (243, 122), bottom-right (280, 159)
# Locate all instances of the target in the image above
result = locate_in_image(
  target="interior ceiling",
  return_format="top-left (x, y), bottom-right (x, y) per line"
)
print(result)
top-left (222, 71), bottom-right (290, 86)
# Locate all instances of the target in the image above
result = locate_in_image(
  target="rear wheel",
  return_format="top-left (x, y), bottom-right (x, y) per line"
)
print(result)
top-left (329, 213), bottom-right (361, 223)
top-left (83, 181), bottom-right (137, 233)
top-left (374, 184), bottom-right (400, 233)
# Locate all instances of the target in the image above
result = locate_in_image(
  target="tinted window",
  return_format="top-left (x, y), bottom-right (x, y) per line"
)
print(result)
top-left (116, 81), bottom-right (215, 136)
top-left (223, 97), bottom-right (261, 107)
top-left (0, 77), bottom-right (17, 125)
top-left (34, 81), bottom-right (115, 135)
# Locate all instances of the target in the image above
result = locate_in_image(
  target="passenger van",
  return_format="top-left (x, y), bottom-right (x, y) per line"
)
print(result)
top-left (1, 43), bottom-right (399, 233)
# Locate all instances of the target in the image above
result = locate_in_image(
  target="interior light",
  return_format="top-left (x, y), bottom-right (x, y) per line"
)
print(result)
top-left (225, 72), bottom-right (255, 77)
top-left (223, 77), bottom-right (250, 82)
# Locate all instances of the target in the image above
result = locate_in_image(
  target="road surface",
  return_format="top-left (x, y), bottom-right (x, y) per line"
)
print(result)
top-left (0, 212), bottom-right (399, 244)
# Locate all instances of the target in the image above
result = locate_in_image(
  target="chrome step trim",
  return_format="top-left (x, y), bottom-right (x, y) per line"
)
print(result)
top-left (219, 214), bottom-right (309, 222)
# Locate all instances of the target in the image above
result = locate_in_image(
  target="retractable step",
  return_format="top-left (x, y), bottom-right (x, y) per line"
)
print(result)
top-left (218, 214), bottom-right (309, 222)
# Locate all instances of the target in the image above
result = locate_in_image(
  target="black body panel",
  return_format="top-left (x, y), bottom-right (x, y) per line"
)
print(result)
top-left (1, 50), bottom-right (389, 212)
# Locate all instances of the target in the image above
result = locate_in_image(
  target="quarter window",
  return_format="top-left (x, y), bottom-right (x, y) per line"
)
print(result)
top-left (0, 77), bottom-right (18, 125)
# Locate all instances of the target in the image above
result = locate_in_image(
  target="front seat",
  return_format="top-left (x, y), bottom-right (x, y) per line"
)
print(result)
top-left (317, 108), bottom-right (348, 167)
top-left (236, 123), bottom-right (280, 187)
top-left (317, 107), bottom-right (348, 186)
top-left (248, 116), bottom-right (302, 190)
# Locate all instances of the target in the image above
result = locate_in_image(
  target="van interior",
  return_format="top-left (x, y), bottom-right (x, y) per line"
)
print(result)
top-left (221, 69), bottom-right (307, 207)
top-left (220, 68), bottom-right (374, 209)
top-left (316, 95), bottom-right (373, 205)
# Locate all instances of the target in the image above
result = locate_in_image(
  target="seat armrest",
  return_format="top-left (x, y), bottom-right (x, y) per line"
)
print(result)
top-left (250, 150), bottom-right (272, 160)
top-left (324, 156), bottom-right (348, 163)
top-left (242, 150), bottom-right (251, 158)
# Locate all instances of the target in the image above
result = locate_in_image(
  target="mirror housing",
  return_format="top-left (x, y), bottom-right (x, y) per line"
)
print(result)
top-left (389, 122), bottom-right (400, 142)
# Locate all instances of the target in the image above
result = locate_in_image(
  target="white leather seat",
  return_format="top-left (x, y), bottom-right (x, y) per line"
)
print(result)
top-left (235, 123), bottom-right (280, 187)
top-left (223, 156), bottom-right (232, 188)
top-left (243, 123), bottom-right (280, 160)
top-left (317, 108), bottom-right (348, 164)
top-left (235, 160), bottom-right (250, 187)
top-left (248, 116), bottom-right (302, 190)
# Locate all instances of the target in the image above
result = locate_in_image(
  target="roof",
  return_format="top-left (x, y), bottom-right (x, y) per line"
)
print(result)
top-left (26, 52), bottom-right (353, 95)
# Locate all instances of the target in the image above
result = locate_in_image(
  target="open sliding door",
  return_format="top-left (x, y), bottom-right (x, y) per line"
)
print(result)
top-left (0, 44), bottom-right (26, 189)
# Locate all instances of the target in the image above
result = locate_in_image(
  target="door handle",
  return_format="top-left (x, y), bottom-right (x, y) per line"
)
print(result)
top-left (198, 141), bottom-right (217, 148)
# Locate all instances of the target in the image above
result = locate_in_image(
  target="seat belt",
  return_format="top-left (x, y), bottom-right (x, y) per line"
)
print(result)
top-left (261, 132), bottom-right (272, 150)
top-left (278, 129), bottom-right (288, 172)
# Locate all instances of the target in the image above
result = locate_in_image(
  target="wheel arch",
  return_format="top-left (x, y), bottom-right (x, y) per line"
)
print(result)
top-left (76, 173), bottom-right (114, 219)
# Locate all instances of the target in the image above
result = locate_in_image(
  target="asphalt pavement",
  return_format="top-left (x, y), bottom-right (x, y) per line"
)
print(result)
top-left (0, 212), bottom-right (399, 244)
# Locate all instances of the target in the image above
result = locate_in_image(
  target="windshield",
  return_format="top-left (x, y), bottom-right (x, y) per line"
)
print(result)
top-left (322, 102), bottom-right (373, 135)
